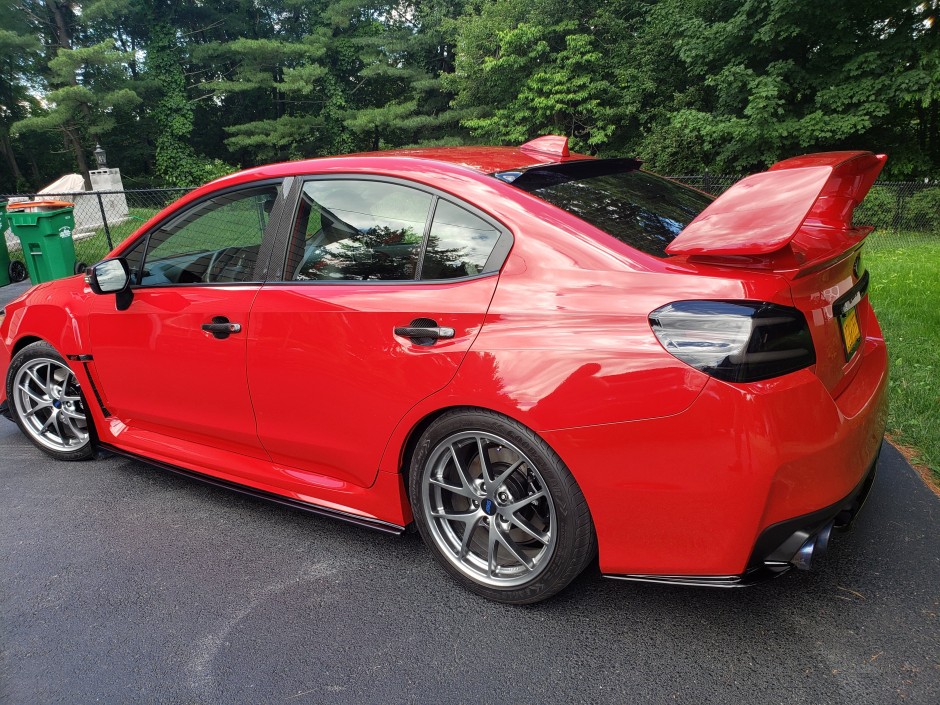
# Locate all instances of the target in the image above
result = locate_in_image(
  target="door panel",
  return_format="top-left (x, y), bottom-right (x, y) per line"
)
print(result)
top-left (87, 182), bottom-right (283, 462)
top-left (248, 277), bottom-right (498, 487)
top-left (89, 287), bottom-right (267, 459)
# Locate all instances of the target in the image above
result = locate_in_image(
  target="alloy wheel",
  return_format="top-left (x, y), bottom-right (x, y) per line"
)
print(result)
top-left (11, 357), bottom-right (89, 452)
top-left (421, 431), bottom-right (557, 588)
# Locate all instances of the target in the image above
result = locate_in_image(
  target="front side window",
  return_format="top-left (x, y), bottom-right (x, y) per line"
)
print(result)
top-left (507, 159), bottom-right (713, 258)
top-left (290, 180), bottom-right (433, 281)
top-left (136, 184), bottom-right (280, 285)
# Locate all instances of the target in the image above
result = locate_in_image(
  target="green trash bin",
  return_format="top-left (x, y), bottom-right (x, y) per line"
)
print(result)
top-left (6, 200), bottom-right (79, 284)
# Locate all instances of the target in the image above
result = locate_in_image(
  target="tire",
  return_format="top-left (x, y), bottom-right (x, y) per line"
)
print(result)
top-left (8, 260), bottom-right (27, 283)
top-left (409, 409), bottom-right (596, 604)
top-left (6, 341), bottom-right (95, 461)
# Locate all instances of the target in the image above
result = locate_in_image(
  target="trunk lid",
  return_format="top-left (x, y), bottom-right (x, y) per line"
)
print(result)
top-left (667, 151), bottom-right (886, 394)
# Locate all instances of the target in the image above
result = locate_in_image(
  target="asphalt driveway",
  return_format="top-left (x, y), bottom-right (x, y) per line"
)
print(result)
top-left (1, 280), bottom-right (938, 705)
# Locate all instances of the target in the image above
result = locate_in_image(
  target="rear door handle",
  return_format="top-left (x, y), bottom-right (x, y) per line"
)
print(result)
top-left (202, 316), bottom-right (242, 340)
top-left (394, 319), bottom-right (455, 346)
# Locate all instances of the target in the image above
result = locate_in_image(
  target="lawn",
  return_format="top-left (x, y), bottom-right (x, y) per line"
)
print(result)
top-left (865, 235), bottom-right (940, 485)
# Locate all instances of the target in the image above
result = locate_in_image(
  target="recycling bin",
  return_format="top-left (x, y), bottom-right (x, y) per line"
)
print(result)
top-left (6, 200), bottom-right (79, 284)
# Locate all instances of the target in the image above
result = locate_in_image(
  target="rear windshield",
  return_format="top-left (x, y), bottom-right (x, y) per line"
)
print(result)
top-left (504, 159), bottom-right (713, 258)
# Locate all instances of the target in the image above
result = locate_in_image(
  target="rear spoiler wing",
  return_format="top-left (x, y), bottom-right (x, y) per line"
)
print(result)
top-left (666, 152), bottom-right (887, 266)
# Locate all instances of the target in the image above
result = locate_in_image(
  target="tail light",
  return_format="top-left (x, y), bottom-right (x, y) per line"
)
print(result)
top-left (649, 301), bottom-right (815, 382)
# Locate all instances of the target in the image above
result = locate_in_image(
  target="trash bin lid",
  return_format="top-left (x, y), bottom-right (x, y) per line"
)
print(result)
top-left (6, 200), bottom-right (74, 211)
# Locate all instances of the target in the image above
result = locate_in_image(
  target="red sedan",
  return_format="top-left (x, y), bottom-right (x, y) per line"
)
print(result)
top-left (0, 137), bottom-right (888, 603)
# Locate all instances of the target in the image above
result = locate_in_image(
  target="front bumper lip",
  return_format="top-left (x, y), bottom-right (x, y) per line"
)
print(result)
top-left (603, 445), bottom-right (881, 588)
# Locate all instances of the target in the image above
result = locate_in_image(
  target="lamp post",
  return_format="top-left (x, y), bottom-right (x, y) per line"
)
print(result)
top-left (93, 143), bottom-right (107, 169)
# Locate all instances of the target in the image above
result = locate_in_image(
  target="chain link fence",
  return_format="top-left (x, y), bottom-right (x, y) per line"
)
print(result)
top-left (1, 188), bottom-right (194, 274)
top-left (1, 176), bottom-right (935, 278)
top-left (669, 174), bottom-right (940, 249)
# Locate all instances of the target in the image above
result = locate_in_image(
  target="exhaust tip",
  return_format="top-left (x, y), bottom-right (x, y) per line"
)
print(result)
top-left (791, 521), bottom-right (835, 571)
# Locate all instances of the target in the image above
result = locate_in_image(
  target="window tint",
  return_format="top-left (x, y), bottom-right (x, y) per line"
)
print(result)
top-left (508, 160), bottom-right (713, 258)
top-left (291, 180), bottom-right (432, 281)
top-left (421, 200), bottom-right (501, 279)
top-left (137, 184), bottom-right (279, 285)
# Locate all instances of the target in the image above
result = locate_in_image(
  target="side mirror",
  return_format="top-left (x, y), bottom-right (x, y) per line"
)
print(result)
top-left (85, 258), bottom-right (133, 310)
top-left (86, 258), bottom-right (130, 294)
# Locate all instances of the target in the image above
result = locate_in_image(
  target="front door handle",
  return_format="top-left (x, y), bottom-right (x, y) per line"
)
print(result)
top-left (202, 316), bottom-right (242, 340)
top-left (394, 318), bottom-right (455, 346)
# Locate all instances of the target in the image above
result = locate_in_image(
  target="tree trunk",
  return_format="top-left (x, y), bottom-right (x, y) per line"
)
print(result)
top-left (0, 131), bottom-right (25, 187)
top-left (47, 0), bottom-right (72, 50)
top-left (45, 1), bottom-right (94, 186)
top-left (65, 127), bottom-right (92, 189)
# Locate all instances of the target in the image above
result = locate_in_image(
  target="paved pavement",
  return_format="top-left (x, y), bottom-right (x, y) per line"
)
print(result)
top-left (1, 281), bottom-right (939, 704)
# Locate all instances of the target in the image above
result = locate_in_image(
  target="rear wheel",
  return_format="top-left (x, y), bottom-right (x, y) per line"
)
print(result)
top-left (409, 409), bottom-right (595, 604)
top-left (6, 341), bottom-right (94, 460)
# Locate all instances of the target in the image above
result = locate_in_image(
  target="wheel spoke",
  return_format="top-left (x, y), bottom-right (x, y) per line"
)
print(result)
top-left (429, 476), bottom-right (477, 500)
top-left (476, 436), bottom-right (494, 484)
top-left (504, 490), bottom-right (546, 515)
top-left (448, 444), bottom-right (478, 494)
top-left (486, 520), bottom-right (498, 578)
top-left (61, 413), bottom-right (86, 442)
top-left (60, 406), bottom-right (85, 420)
top-left (39, 411), bottom-right (57, 433)
top-left (430, 507), bottom-right (478, 522)
top-left (492, 459), bottom-right (524, 491)
top-left (508, 513), bottom-right (550, 545)
top-left (458, 517), bottom-right (482, 559)
top-left (24, 368), bottom-right (47, 394)
top-left (21, 387), bottom-right (48, 404)
top-left (495, 526), bottom-right (534, 569)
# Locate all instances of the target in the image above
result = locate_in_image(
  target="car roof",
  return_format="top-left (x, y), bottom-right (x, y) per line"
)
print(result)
top-left (218, 138), bottom-right (593, 185)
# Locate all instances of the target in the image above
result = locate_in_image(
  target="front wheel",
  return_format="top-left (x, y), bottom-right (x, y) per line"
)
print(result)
top-left (6, 341), bottom-right (95, 460)
top-left (409, 409), bottom-right (596, 604)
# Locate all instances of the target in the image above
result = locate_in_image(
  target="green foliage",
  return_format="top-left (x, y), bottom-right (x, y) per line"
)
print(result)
top-left (867, 242), bottom-right (940, 481)
top-left (456, 22), bottom-right (615, 151)
top-left (903, 188), bottom-right (940, 232)
top-left (855, 186), bottom-right (899, 230)
top-left (2, 0), bottom-right (940, 188)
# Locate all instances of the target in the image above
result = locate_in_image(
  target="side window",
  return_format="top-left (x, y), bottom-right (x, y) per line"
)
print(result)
top-left (137, 184), bottom-right (280, 286)
top-left (421, 199), bottom-right (502, 280)
top-left (291, 180), bottom-right (432, 281)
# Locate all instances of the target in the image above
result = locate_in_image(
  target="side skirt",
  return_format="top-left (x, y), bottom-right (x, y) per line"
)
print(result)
top-left (99, 442), bottom-right (406, 536)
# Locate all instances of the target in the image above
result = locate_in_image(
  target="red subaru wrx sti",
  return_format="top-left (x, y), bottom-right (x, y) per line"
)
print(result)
top-left (0, 137), bottom-right (887, 603)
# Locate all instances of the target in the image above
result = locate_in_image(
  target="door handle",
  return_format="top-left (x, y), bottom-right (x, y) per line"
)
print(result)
top-left (394, 318), bottom-right (455, 346)
top-left (202, 316), bottom-right (242, 340)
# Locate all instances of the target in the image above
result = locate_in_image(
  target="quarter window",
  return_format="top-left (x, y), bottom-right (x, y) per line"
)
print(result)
top-left (421, 200), bottom-right (502, 280)
top-left (291, 180), bottom-right (433, 281)
top-left (136, 184), bottom-right (280, 285)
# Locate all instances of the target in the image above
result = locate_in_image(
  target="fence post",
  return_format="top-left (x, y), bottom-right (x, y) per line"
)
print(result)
top-left (704, 169), bottom-right (711, 194)
top-left (95, 192), bottom-right (114, 250)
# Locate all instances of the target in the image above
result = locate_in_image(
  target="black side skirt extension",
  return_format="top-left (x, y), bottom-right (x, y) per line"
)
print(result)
top-left (98, 442), bottom-right (406, 536)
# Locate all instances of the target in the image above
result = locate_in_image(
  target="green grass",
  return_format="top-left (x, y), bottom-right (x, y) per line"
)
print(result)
top-left (866, 239), bottom-right (940, 484)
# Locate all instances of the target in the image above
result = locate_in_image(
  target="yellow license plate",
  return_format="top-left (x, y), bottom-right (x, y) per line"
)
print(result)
top-left (839, 305), bottom-right (861, 359)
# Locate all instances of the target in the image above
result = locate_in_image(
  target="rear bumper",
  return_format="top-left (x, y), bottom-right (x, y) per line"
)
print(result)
top-left (604, 448), bottom-right (879, 587)
top-left (542, 331), bottom-right (888, 578)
